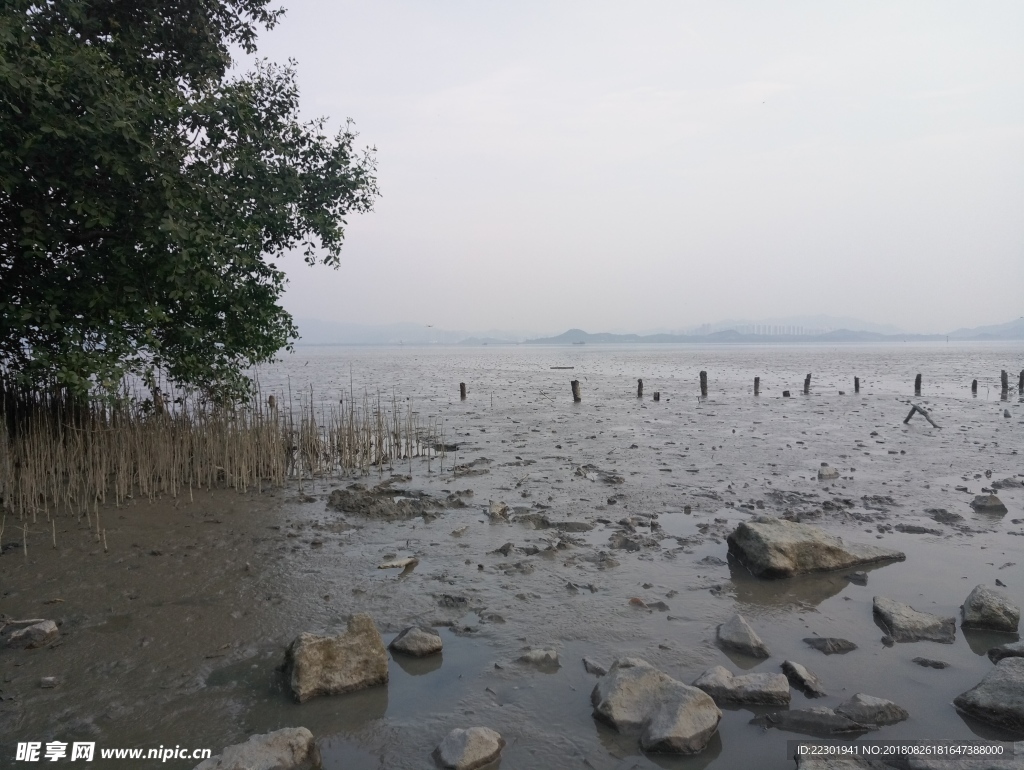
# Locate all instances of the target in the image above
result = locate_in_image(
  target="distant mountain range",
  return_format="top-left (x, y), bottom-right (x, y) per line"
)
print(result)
top-left (293, 316), bottom-right (1024, 345)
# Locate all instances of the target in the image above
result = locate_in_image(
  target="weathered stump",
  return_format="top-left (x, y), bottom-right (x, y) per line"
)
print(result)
top-left (754, 376), bottom-right (760, 396)
top-left (972, 379), bottom-right (978, 394)
top-left (782, 390), bottom-right (791, 398)
top-left (637, 379), bottom-right (643, 398)
top-left (1001, 370), bottom-right (1009, 394)
top-left (854, 376), bottom-right (860, 394)
top-left (571, 380), bottom-right (581, 403)
top-left (803, 374), bottom-right (811, 395)
top-left (459, 382), bottom-right (467, 400)
top-left (914, 373), bottom-right (922, 395)
top-left (653, 392), bottom-right (660, 402)
top-left (699, 371), bottom-right (708, 398)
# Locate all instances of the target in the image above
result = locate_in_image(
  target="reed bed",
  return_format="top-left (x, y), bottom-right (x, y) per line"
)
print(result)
top-left (0, 384), bottom-right (445, 522)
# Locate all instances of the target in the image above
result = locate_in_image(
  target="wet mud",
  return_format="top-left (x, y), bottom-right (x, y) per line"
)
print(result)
top-left (1, 343), bottom-right (1023, 769)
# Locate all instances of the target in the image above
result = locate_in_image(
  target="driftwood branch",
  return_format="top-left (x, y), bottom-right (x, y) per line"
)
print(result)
top-left (904, 403), bottom-right (940, 429)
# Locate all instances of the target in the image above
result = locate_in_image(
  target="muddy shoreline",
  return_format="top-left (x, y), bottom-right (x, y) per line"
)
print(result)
top-left (2, 344), bottom-right (1023, 769)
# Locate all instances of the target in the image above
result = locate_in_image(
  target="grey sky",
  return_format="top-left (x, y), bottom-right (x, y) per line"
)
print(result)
top-left (245, 1), bottom-right (1024, 335)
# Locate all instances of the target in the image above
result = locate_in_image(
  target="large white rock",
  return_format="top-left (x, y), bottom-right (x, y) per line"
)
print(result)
top-left (433, 727), bottom-right (504, 770)
top-left (727, 517), bottom-right (905, 578)
top-left (692, 665), bottom-right (790, 705)
top-left (962, 584), bottom-right (1020, 632)
top-left (872, 597), bottom-right (955, 644)
top-left (284, 614), bottom-right (388, 703)
top-left (591, 658), bottom-right (721, 755)
top-left (194, 727), bottom-right (313, 770)
top-left (954, 657), bottom-right (1024, 732)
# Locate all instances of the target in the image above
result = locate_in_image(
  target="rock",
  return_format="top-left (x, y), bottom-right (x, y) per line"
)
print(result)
top-left (39, 677), bottom-right (58, 688)
top-left (194, 727), bottom-right (314, 770)
top-left (803, 637), bottom-right (857, 655)
top-left (846, 571), bottom-right (868, 585)
top-left (962, 584), bottom-right (1020, 632)
top-left (971, 495), bottom-right (1008, 514)
top-left (389, 626), bottom-right (442, 657)
top-left (583, 657), bottom-right (608, 676)
top-left (818, 466), bottom-right (840, 480)
top-left (491, 542), bottom-right (514, 557)
top-left (591, 658), bottom-right (721, 754)
top-left (795, 758), bottom-right (890, 770)
top-left (894, 524), bottom-right (943, 535)
top-left (327, 481), bottom-right (442, 520)
top-left (518, 648), bottom-right (559, 667)
top-left (872, 597), bottom-right (955, 643)
top-left (433, 727), bottom-right (505, 770)
top-left (835, 693), bottom-right (909, 726)
top-left (487, 500), bottom-right (510, 522)
top-left (753, 706), bottom-right (866, 735)
top-left (692, 665), bottom-right (790, 705)
top-left (726, 517), bottom-right (905, 578)
top-left (782, 660), bottom-right (827, 697)
top-left (284, 614), bottom-right (388, 703)
top-left (953, 657), bottom-right (1024, 731)
top-left (716, 614), bottom-right (770, 658)
top-left (553, 520), bottom-right (593, 532)
top-left (988, 640), bottom-right (1024, 664)
top-left (912, 657), bottom-right (950, 669)
top-left (5, 620), bottom-right (58, 649)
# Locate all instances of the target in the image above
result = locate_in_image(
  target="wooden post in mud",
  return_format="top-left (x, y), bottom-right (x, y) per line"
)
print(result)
top-left (459, 382), bottom-right (467, 400)
top-left (914, 374), bottom-right (922, 395)
top-left (570, 380), bottom-right (581, 403)
top-left (854, 377), bottom-right (860, 394)
top-left (1019, 370), bottom-right (1024, 392)
top-left (971, 379), bottom-right (978, 394)
top-left (1001, 370), bottom-right (1009, 395)
top-left (803, 374), bottom-right (811, 395)
top-left (699, 371), bottom-right (708, 398)
top-left (267, 395), bottom-right (276, 411)
top-left (782, 390), bottom-right (791, 398)
top-left (754, 376), bottom-right (760, 396)
top-left (653, 392), bottom-right (660, 401)
top-left (637, 379), bottom-right (643, 398)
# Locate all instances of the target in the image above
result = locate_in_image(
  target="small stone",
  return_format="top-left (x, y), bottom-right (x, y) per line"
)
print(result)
top-left (803, 637), bottom-right (857, 655)
top-left (389, 626), bottom-right (443, 657)
top-left (433, 727), bottom-right (505, 770)
top-left (835, 693), bottom-right (909, 726)
top-left (752, 706), bottom-right (866, 735)
top-left (846, 571), bottom-right (868, 585)
top-left (912, 657), bottom-right (950, 669)
top-left (954, 657), bottom-right (1024, 731)
top-left (583, 657), bottom-right (607, 676)
top-left (988, 640), bottom-right (1024, 664)
top-left (717, 614), bottom-right (770, 658)
top-left (817, 466), bottom-right (840, 480)
top-left (39, 677), bottom-right (58, 688)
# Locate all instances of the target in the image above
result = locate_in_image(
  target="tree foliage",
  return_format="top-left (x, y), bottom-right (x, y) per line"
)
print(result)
top-left (0, 0), bottom-right (378, 401)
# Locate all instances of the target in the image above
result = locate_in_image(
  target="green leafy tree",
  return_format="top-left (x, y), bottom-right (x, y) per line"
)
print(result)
top-left (0, 0), bottom-right (378, 402)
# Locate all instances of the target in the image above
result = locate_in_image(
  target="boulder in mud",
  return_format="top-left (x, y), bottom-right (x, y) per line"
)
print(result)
top-left (817, 465), bottom-right (840, 480)
top-left (389, 626), bottom-right (443, 657)
top-left (752, 706), bottom-right (867, 736)
top-left (872, 597), bottom-right (955, 643)
top-left (953, 657), bottom-right (1024, 731)
top-left (961, 584), bottom-right (1020, 632)
top-left (284, 614), bottom-right (388, 703)
top-left (433, 727), bottom-right (505, 770)
top-left (194, 727), bottom-right (314, 770)
top-left (970, 495), bottom-right (1008, 514)
top-left (834, 693), bottom-right (908, 726)
top-left (716, 613), bottom-right (770, 658)
top-left (327, 481), bottom-right (441, 520)
top-left (5, 620), bottom-right (58, 649)
top-left (988, 640), bottom-right (1024, 664)
top-left (726, 517), bottom-right (905, 578)
top-left (692, 665), bottom-right (790, 705)
top-left (782, 661), bottom-right (827, 697)
top-left (591, 658), bottom-right (721, 754)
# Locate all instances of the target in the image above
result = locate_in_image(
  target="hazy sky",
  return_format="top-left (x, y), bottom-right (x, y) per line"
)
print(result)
top-left (245, 1), bottom-right (1024, 335)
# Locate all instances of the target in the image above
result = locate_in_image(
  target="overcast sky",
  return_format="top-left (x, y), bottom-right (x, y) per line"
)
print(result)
top-left (245, 1), bottom-right (1024, 335)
